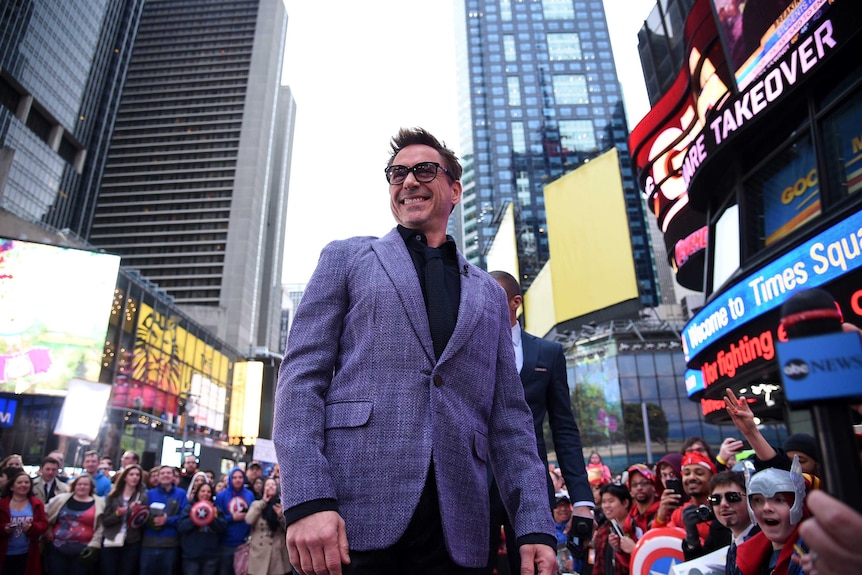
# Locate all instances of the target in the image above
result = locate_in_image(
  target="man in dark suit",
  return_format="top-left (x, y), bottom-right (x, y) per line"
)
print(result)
top-left (487, 271), bottom-right (594, 573)
top-left (273, 128), bottom-right (556, 575)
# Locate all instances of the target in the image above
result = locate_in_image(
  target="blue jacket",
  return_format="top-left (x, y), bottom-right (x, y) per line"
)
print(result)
top-left (93, 471), bottom-right (112, 497)
top-left (214, 467), bottom-right (255, 547)
top-left (177, 502), bottom-right (228, 559)
top-left (142, 484), bottom-right (188, 547)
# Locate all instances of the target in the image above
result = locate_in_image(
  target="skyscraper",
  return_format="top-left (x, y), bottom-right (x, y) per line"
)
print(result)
top-left (454, 0), bottom-right (659, 306)
top-left (87, 0), bottom-right (294, 354)
top-left (0, 0), bottom-right (144, 236)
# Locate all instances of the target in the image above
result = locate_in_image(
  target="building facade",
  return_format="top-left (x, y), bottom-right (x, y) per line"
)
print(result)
top-left (454, 0), bottom-right (659, 305)
top-left (0, 0), bottom-right (144, 236)
top-left (87, 0), bottom-right (294, 354)
top-left (562, 319), bottom-right (784, 471)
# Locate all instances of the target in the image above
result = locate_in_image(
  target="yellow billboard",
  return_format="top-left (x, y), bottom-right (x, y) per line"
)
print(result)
top-left (485, 202), bottom-right (520, 282)
top-left (544, 148), bottom-right (639, 324)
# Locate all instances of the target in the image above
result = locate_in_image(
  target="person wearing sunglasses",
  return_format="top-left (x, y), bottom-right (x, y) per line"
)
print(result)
top-left (275, 127), bottom-right (557, 575)
top-left (708, 471), bottom-right (758, 575)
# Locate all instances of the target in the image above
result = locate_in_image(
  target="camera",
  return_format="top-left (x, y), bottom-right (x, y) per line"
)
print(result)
top-left (695, 504), bottom-right (713, 522)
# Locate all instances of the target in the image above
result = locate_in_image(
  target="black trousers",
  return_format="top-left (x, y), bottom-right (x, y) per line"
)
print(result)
top-left (345, 469), bottom-right (485, 575)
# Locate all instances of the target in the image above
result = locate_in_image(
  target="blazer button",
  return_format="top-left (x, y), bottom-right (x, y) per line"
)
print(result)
top-left (433, 375), bottom-right (443, 387)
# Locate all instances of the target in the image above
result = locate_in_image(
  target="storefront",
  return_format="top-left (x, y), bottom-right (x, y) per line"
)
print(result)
top-left (630, 0), bottom-right (862, 422)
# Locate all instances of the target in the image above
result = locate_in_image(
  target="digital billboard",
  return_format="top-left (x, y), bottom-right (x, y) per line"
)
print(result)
top-left (710, 0), bottom-right (835, 91)
top-left (0, 238), bottom-right (120, 395)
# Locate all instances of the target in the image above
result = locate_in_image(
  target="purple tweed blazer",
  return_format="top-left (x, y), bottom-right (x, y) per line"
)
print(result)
top-left (273, 228), bottom-right (554, 567)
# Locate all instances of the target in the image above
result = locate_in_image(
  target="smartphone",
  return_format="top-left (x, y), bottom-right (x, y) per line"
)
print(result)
top-left (665, 478), bottom-right (684, 497)
top-left (609, 519), bottom-right (625, 538)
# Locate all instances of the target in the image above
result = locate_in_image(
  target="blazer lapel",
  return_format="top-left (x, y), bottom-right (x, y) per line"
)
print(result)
top-left (520, 331), bottom-right (539, 378)
top-left (372, 229), bottom-right (435, 361)
top-left (439, 254), bottom-right (484, 363)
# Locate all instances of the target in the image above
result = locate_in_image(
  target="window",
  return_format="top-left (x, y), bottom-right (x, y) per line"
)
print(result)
top-left (542, 0), bottom-right (574, 19)
top-left (512, 122), bottom-right (526, 154)
top-left (507, 77), bottom-right (521, 106)
top-left (501, 0), bottom-right (512, 21)
top-left (751, 135), bottom-right (819, 247)
top-left (559, 120), bottom-right (597, 152)
top-left (552, 75), bottom-right (588, 105)
top-left (821, 88), bottom-right (862, 201)
top-left (504, 36), bottom-right (517, 62)
top-left (548, 33), bottom-right (582, 60)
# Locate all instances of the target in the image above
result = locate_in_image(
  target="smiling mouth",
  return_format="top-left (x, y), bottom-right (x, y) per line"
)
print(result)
top-left (401, 196), bottom-right (428, 205)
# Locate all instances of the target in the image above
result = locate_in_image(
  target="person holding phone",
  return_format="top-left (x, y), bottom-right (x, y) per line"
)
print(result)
top-left (593, 484), bottom-right (639, 575)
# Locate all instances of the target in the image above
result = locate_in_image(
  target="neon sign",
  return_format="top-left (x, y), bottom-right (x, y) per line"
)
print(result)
top-left (683, 211), bottom-right (862, 362)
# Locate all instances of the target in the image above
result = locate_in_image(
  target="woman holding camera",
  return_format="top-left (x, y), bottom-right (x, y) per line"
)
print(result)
top-left (245, 478), bottom-right (290, 575)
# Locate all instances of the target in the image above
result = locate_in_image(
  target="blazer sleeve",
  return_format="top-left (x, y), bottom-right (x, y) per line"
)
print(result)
top-left (545, 340), bottom-right (593, 506)
top-left (273, 240), bottom-right (353, 522)
top-left (486, 287), bottom-right (556, 545)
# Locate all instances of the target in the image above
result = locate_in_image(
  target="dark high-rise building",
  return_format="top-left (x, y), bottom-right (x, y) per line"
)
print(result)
top-left (0, 0), bottom-right (144, 236)
top-left (88, 0), bottom-right (294, 354)
top-left (453, 0), bottom-right (659, 306)
top-left (637, 0), bottom-right (696, 104)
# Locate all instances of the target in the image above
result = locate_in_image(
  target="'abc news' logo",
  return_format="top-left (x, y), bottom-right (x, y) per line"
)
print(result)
top-left (783, 359), bottom-right (810, 380)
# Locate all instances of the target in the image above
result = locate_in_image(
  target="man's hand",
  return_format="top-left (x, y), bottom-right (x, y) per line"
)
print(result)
top-left (233, 510), bottom-right (247, 522)
top-left (519, 543), bottom-right (557, 575)
top-left (286, 511), bottom-right (350, 575)
top-left (681, 505), bottom-right (706, 547)
top-left (723, 389), bottom-right (758, 436)
top-left (797, 490), bottom-right (862, 575)
top-left (657, 489), bottom-right (681, 523)
top-left (718, 437), bottom-right (744, 467)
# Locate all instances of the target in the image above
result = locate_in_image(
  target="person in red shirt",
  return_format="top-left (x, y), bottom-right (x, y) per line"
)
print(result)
top-left (654, 451), bottom-right (716, 551)
top-left (624, 464), bottom-right (659, 535)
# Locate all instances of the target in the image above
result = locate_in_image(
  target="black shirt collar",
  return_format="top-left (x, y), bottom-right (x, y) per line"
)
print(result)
top-left (397, 225), bottom-right (458, 261)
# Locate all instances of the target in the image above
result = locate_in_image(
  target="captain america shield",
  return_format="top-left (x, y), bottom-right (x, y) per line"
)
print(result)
top-left (128, 503), bottom-right (150, 529)
top-left (630, 527), bottom-right (686, 575)
top-left (190, 501), bottom-right (215, 527)
top-left (228, 496), bottom-right (248, 516)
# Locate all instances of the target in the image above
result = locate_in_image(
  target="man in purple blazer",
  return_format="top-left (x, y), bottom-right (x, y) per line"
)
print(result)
top-left (273, 128), bottom-right (556, 575)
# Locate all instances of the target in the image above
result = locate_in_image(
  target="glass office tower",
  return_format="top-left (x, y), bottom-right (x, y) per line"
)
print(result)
top-left (0, 0), bottom-right (143, 236)
top-left (454, 0), bottom-right (659, 304)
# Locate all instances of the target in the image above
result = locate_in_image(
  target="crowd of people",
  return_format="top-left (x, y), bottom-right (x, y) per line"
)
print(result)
top-left (0, 451), bottom-right (288, 575)
top-left (543, 388), bottom-right (860, 575)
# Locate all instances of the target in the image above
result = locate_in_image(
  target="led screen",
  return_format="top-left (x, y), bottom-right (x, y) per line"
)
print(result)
top-left (711, 0), bottom-right (833, 91)
top-left (0, 238), bottom-right (120, 395)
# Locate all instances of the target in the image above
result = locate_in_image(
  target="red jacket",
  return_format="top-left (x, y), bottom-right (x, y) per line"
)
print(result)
top-left (626, 499), bottom-right (660, 535)
top-left (735, 526), bottom-right (804, 575)
top-left (0, 495), bottom-right (50, 575)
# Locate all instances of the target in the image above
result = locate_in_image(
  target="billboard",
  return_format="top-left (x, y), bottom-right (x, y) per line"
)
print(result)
top-left (711, 0), bottom-right (835, 91)
top-left (628, 0), bottom-right (731, 290)
top-left (0, 238), bottom-right (120, 395)
top-left (544, 148), bottom-right (640, 324)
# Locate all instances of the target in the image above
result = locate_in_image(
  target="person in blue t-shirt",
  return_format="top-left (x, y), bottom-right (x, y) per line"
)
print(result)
top-left (82, 450), bottom-right (112, 497)
top-left (214, 467), bottom-right (254, 575)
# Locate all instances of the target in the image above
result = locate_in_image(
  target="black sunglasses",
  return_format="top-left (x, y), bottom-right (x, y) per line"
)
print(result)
top-left (707, 491), bottom-right (743, 506)
top-left (384, 162), bottom-right (452, 185)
